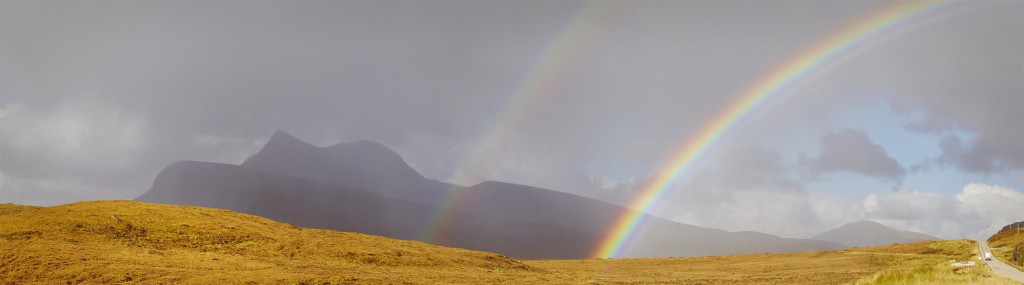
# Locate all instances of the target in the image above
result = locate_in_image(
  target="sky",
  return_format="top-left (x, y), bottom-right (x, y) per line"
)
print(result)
top-left (1, 0), bottom-right (1022, 240)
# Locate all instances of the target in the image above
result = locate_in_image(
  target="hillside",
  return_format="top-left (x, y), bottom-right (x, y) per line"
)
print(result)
top-left (137, 130), bottom-right (842, 258)
top-left (987, 222), bottom-right (1024, 271)
top-left (814, 220), bottom-right (939, 248)
top-left (535, 239), bottom-right (1016, 284)
top-left (999, 222), bottom-right (1024, 234)
top-left (0, 200), bottom-right (538, 284)
top-left (1, 200), bottom-right (1018, 284)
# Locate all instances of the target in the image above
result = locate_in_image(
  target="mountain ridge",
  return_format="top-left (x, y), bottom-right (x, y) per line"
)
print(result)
top-left (137, 130), bottom-right (843, 258)
top-left (998, 221), bottom-right (1024, 233)
top-left (813, 220), bottom-right (938, 248)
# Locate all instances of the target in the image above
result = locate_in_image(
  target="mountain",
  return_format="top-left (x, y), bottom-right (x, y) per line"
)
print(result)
top-left (813, 220), bottom-right (939, 248)
top-left (136, 161), bottom-right (602, 258)
top-left (137, 130), bottom-right (843, 258)
top-left (238, 130), bottom-right (452, 207)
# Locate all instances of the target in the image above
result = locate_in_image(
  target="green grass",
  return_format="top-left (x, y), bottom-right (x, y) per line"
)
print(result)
top-left (853, 264), bottom-right (1018, 285)
top-left (848, 240), bottom-right (1017, 285)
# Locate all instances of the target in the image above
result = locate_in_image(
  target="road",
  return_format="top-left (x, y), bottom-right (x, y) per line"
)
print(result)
top-left (978, 239), bottom-right (1024, 283)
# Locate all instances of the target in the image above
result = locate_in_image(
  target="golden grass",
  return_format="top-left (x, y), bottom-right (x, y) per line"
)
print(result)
top-left (0, 200), bottom-right (544, 284)
top-left (0, 200), bottom-right (1016, 284)
top-left (0, 203), bottom-right (41, 216)
top-left (527, 240), bottom-right (1014, 284)
top-left (987, 226), bottom-right (1024, 271)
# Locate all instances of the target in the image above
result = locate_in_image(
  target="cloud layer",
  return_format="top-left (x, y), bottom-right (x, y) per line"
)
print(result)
top-left (865, 183), bottom-right (1024, 239)
top-left (1, 1), bottom-right (1020, 240)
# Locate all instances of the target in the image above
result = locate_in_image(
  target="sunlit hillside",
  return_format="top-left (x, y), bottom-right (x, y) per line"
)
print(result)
top-left (988, 224), bottom-right (1024, 271)
top-left (534, 240), bottom-right (1015, 284)
top-left (0, 201), bottom-right (537, 284)
top-left (0, 201), bottom-right (1017, 284)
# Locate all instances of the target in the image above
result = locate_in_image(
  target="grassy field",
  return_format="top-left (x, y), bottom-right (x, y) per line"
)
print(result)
top-left (987, 225), bottom-right (1024, 271)
top-left (0, 201), bottom-right (543, 284)
top-left (0, 200), bottom-right (1017, 284)
top-left (530, 240), bottom-right (1015, 284)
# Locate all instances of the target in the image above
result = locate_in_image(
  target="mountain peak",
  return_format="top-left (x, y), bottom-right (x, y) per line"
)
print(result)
top-left (241, 131), bottom-right (426, 193)
top-left (323, 139), bottom-right (424, 180)
top-left (241, 130), bottom-right (319, 167)
top-left (266, 130), bottom-right (311, 148)
top-left (847, 220), bottom-right (886, 228)
top-left (814, 220), bottom-right (937, 248)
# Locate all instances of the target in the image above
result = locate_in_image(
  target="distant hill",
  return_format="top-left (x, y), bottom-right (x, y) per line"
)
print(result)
top-left (999, 221), bottom-right (1024, 233)
top-left (137, 130), bottom-right (842, 258)
top-left (813, 220), bottom-right (938, 248)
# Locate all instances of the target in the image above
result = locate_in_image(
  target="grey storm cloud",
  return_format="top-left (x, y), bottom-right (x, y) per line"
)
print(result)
top-left (936, 134), bottom-right (1011, 174)
top-left (875, 6), bottom-right (1024, 175)
top-left (806, 128), bottom-right (906, 182)
top-left (1, 0), bottom-right (1021, 241)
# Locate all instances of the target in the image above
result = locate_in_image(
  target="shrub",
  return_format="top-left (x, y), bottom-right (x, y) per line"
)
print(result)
top-left (1013, 243), bottom-right (1023, 266)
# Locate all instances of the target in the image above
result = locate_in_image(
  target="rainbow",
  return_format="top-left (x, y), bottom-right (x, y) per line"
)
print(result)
top-left (421, 1), bottom-right (622, 243)
top-left (592, 0), bottom-right (966, 258)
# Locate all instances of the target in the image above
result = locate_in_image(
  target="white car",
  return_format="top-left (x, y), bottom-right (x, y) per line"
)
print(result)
top-left (984, 252), bottom-right (993, 261)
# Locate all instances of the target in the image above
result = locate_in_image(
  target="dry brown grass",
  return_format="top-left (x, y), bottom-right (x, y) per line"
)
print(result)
top-left (0, 200), bottom-right (1015, 284)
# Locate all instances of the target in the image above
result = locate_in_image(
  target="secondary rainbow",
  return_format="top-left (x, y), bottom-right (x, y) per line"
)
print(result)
top-left (592, 0), bottom-right (963, 258)
top-left (420, 1), bottom-right (622, 243)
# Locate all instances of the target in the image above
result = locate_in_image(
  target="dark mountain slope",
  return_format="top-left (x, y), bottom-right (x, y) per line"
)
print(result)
top-left (138, 130), bottom-right (843, 258)
top-left (136, 161), bottom-right (595, 258)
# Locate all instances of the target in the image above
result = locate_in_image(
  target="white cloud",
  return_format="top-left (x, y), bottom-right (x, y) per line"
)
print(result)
top-left (651, 176), bottom-right (1023, 240)
top-left (669, 190), bottom-right (860, 238)
top-left (557, 145), bottom-right (1020, 241)
top-left (0, 174), bottom-right (144, 206)
top-left (0, 100), bottom-right (151, 204)
top-left (865, 183), bottom-right (1024, 239)
top-left (650, 147), bottom-right (864, 238)
top-left (956, 183), bottom-right (1024, 236)
top-left (1, 100), bottom-right (148, 174)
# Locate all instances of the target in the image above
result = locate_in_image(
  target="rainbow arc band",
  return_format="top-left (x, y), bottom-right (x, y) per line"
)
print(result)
top-left (591, 0), bottom-right (963, 259)
top-left (421, 1), bottom-right (622, 243)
